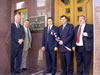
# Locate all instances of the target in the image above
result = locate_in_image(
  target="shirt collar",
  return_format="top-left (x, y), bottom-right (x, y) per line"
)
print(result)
top-left (80, 23), bottom-right (85, 26)
top-left (63, 23), bottom-right (67, 26)
top-left (15, 22), bottom-right (19, 27)
top-left (48, 24), bottom-right (53, 29)
top-left (24, 25), bottom-right (27, 28)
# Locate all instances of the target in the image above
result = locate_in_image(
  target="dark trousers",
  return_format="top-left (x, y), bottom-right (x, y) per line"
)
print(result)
top-left (11, 47), bottom-right (23, 73)
top-left (60, 52), bottom-right (73, 75)
top-left (76, 46), bottom-right (92, 75)
top-left (45, 47), bottom-right (57, 74)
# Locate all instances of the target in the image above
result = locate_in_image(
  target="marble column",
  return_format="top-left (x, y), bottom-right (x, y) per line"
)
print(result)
top-left (93, 0), bottom-right (100, 75)
top-left (0, 0), bottom-right (11, 74)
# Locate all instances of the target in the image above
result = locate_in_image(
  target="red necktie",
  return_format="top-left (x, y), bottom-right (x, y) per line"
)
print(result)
top-left (76, 25), bottom-right (82, 43)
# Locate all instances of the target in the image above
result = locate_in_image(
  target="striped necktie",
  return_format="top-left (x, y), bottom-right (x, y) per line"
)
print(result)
top-left (27, 28), bottom-right (30, 42)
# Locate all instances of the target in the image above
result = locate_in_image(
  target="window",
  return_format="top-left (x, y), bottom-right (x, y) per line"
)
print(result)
top-left (66, 8), bottom-right (70, 13)
top-left (78, 7), bottom-right (83, 12)
top-left (77, 0), bottom-right (84, 3)
top-left (61, 0), bottom-right (70, 5)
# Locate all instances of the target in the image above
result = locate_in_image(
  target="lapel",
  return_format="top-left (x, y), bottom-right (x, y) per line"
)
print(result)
top-left (63, 23), bottom-right (68, 31)
top-left (60, 25), bottom-right (63, 35)
top-left (60, 25), bottom-right (63, 31)
top-left (14, 23), bottom-right (22, 30)
top-left (76, 25), bottom-right (79, 32)
top-left (75, 24), bottom-right (87, 40)
top-left (64, 23), bottom-right (68, 29)
top-left (59, 24), bottom-right (68, 37)
top-left (75, 25), bottom-right (79, 38)
top-left (46, 25), bottom-right (54, 34)
top-left (14, 23), bottom-right (17, 29)
top-left (49, 25), bottom-right (54, 36)
top-left (62, 23), bottom-right (68, 33)
top-left (51, 25), bottom-right (54, 31)
top-left (83, 24), bottom-right (88, 32)
top-left (45, 26), bottom-right (48, 36)
top-left (13, 23), bottom-right (19, 32)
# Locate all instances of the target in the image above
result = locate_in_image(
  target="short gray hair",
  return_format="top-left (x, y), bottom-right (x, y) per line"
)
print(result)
top-left (15, 14), bottom-right (21, 19)
top-left (78, 15), bottom-right (86, 21)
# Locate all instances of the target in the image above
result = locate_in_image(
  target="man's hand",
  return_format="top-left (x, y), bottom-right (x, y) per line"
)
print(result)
top-left (72, 47), bottom-right (75, 52)
top-left (83, 32), bottom-right (88, 37)
top-left (55, 38), bottom-right (59, 42)
top-left (56, 37), bottom-right (60, 42)
top-left (59, 40), bottom-right (63, 45)
top-left (41, 47), bottom-right (45, 51)
top-left (54, 47), bottom-right (58, 51)
top-left (18, 39), bottom-right (23, 45)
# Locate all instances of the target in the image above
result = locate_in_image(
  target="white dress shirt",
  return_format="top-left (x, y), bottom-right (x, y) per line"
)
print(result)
top-left (76, 24), bottom-right (86, 46)
top-left (48, 25), bottom-right (53, 30)
top-left (15, 22), bottom-right (19, 28)
top-left (24, 26), bottom-right (31, 38)
top-left (62, 23), bottom-right (67, 29)
top-left (24, 26), bottom-right (28, 34)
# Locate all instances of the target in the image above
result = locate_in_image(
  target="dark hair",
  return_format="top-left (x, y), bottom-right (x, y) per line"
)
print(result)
top-left (60, 15), bottom-right (68, 19)
top-left (47, 17), bottom-right (53, 21)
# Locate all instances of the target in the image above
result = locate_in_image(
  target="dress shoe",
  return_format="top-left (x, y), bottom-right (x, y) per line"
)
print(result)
top-left (16, 70), bottom-right (22, 73)
top-left (44, 71), bottom-right (51, 74)
top-left (11, 72), bottom-right (16, 75)
top-left (45, 71), bottom-right (51, 73)
top-left (16, 69), bottom-right (23, 73)
top-left (60, 73), bottom-right (62, 75)
top-left (22, 68), bottom-right (27, 71)
top-left (52, 73), bottom-right (55, 75)
top-left (60, 73), bottom-right (67, 75)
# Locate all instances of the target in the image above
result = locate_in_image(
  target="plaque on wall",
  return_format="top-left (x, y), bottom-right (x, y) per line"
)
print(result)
top-left (29, 15), bottom-right (47, 32)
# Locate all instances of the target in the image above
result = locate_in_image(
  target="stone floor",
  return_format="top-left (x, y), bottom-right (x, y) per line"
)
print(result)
top-left (9, 68), bottom-right (78, 75)
top-left (14, 71), bottom-right (77, 75)
top-left (15, 71), bottom-right (61, 75)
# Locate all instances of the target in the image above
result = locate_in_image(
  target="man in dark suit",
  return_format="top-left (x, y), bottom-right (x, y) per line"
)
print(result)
top-left (42, 17), bottom-right (58, 75)
top-left (72, 15), bottom-right (93, 75)
top-left (11, 15), bottom-right (25, 75)
top-left (59, 15), bottom-right (74, 75)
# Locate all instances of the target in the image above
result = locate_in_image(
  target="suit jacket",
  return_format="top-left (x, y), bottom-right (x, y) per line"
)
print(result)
top-left (73, 24), bottom-right (93, 51)
top-left (59, 23), bottom-right (74, 52)
top-left (42, 25), bottom-right (58, 50)
top-left (11, 23), bottom-right (25, 50)
top-left (23, 26), bottom-right (32, 51)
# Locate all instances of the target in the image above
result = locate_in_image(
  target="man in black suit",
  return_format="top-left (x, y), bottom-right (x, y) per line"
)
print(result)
top-left (72, 15), bottom-right (93, 75)
top-left (42, 17), bottom-right (58, 75)
top-left (59, 15), bottom-right (74, 75)
top-left (11, 15), bottom-right (25, 75)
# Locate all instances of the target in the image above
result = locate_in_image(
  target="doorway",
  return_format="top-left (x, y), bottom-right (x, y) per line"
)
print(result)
top-left (16, 8), bottom-right (28, 25)
top-left (54, 0), bottom-right (93, 74)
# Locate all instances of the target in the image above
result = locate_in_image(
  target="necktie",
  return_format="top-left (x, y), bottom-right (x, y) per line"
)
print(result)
top-left (48, 26), bottom-right (50, 34)
top-left (27, 28), bottom-right (30, 42)
top-left (17, 24), bottom-right (20, 29)
top-left (47, 26), bottom-right (50, 42)
top-left (62, 24), bottom-right (65, 30)
top-left (76, 25), bottom-right (82, 43)
top-left (17, 24), bottom-right (20, 33)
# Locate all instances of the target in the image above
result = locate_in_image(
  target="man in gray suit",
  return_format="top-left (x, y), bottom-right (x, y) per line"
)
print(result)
top-left (21, 20), bottom-right (32, 70)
